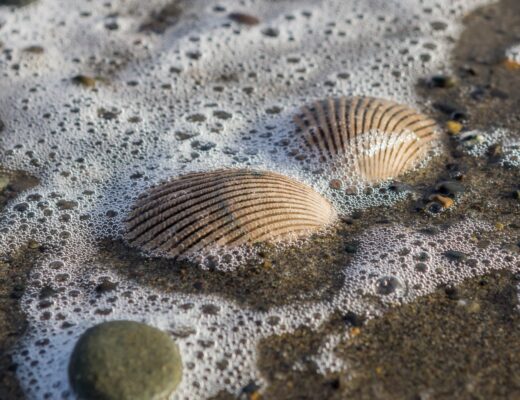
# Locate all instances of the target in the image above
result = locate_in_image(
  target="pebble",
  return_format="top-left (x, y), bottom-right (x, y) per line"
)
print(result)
top-left (228, 12), bottom-right (260, 25)
top-left (429, 194), bottom-right (454, 208)
top-left (68, 320), bottom-right (182, 400)
top-left (494, 222), bottom-right (505, 230)
top-left (72, 75), bottom-right (96, 88)
top-left (389, 181), bottom-right (412, 193)
top-left (262, 27), bottom-right (279, 37)
top-left (23, 45), bottom-right (44, 53)
top-left (443, 250), bottom-right (467, 262)
top-left (446, 120), bottom-right (463, 135)
top-left (429, 75), bottom-right (456, 88)
top-left (435, 181), bottom-right (464, 196)
top-left (344, 242), bottom-right (358, 254)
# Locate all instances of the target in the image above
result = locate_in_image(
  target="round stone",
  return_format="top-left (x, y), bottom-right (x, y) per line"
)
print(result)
top-left (68, 320), bottom-right (182, 400)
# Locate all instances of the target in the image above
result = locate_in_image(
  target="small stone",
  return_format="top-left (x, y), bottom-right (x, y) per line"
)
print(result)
top-left (265, 106), bottom-right (282, 114)
top-left (174, 131), bottom-right (199, 141)
top-left (467, 301), bottom-right (481, 313)
top-left (240, 381), bottom-right (261, 398)
top-left (56, 200), bottom-right (78, 210)
top-left (191, 140), bottom-right (216, 151)
top-left (28, 239), bottom-right (40, 249)
top-left (344, 242), bottom-right (358, 254)
top-left (95, 280), bottom-right (118, 294)
top-left (350, 327), bottom-right (361, 337)
top-left (430, 21), bottom-right (448, 31)
top-left (329, 179), bottom-right (342, 190)
top-left (389, 182), bottom-right (411, 193)
top-left (72, 75), bottom-right (96, 88)
top-left (228, 12), bottom-right (260, 25)
top-left (14, 202), bottom-right (29, 212)
top-left (213, 110), bottom-right (232, 120)
top-left (443, 250), bottom-right (467, 262)
top-left (495, 222), bottom-right (505, 230)
top-left (69, 320), bottom-right (182, 400)
top-left (343, 311), bottom-right (365, 327)
top-left (446, 120), bottom-right (463, 135)
top-left (425, 201), bottom-right (442, 214)
top-left (429, 194), bottom-right (454, 208)
top-left (429, 75), bottom-right (456, 88)
top-left (262, 27), bottom-right (279, 37)
top-left (97, 108), bottom-right (120, 120)
top-left (513, 190), bottom-right (520, 200)
top-left (186, 114), bottom-right (206, 123)
top-left (435, 181), bottom-right (464, 196)
top-left (444, 284), bottom-right (459, 299)
top-left (23, 45), bottom-right (44, 53)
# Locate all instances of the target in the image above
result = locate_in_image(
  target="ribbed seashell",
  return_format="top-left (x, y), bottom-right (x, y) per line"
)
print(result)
top-left (293, 96), bottom-right (439, 183)
top-left (125, 169), bottom-right (336, 259)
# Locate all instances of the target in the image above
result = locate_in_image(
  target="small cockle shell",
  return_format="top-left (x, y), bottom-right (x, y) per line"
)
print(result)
top-left (293, 96), bottom-right (439, 183)
top-left (125, 169), bottom-right (336, 259)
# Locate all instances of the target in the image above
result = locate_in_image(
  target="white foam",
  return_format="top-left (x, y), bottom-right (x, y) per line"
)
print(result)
top-left (458, 127), bottom-right (520, 167)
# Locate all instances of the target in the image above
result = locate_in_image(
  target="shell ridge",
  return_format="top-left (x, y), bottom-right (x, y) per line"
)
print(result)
top-left (127, 184), bottom-right (322, 243)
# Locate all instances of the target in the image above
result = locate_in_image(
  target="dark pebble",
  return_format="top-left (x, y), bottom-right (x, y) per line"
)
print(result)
top-left (426, 201), bottom-right (442, 214)
top-left (443, 250), bottom-right (467, 262)
top-left (95, 280), bottom-right (118, 294)
top-left (444, 284), bottom-right (459, 300)
top-left (389, 182), bottom-right (412, 193)
top-left (343, 311), bottom-right (365, 327)
top-left (429, 75), bottom-right (456, 88)
top-left (435, 181), bottom-right (464, 196)
top-left (344, 242), bottom-right (358, 254)
top-left (228, 12), bottom-right (260, 25)
top-left (191, 140), bottom-right (216, 151)
top-left (262, 27), bottom-right (279, 37)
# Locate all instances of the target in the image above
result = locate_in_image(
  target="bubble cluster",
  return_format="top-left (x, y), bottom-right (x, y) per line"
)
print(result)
top-left (0, 0), bottom-right (513, 399)
top-left (457, 128), bottom-right (520, 167)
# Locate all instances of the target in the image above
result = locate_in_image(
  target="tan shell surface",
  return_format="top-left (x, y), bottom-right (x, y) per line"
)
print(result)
top-left (125, 169), bottom-right (336, 258)
top-left (293, 96), bottom-right (439, 183)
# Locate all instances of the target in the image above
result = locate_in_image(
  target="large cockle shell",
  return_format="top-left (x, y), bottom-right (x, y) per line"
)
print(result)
top-left (125, 169), bottom-right (336, 258)
top-left (293, 96), bottom-right (440, 183)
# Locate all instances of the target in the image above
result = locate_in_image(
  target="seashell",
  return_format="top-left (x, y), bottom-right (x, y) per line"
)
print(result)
top-left (125, 169), bottom-right (336, 259)
top-left (293, 96), bottom-right (440, 183)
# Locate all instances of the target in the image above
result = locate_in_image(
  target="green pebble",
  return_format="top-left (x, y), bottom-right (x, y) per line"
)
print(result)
top-left (69, 320), bottom-right (182, 400)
